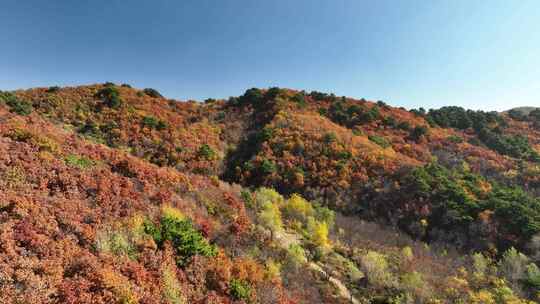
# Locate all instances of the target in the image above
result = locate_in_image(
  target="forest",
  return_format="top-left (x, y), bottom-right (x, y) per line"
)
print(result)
top-left (1, 84), bottom-right (540, 303)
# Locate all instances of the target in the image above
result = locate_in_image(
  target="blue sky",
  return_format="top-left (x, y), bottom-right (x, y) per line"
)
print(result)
top-left (1, 0), bottom-right (539, 111)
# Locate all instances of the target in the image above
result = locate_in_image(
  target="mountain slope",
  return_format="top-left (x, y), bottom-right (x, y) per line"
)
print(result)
top-left (1, 84), bottom-right (540, 303)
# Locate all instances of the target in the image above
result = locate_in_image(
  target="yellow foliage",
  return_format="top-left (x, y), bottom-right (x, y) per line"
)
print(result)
top-left (469, 290), bottom-right (496, 304)
top-left (401, 246), bottom-right (414, 262)
top-left (307, 216), bottom-right (329, 249)
top-left (161, 264), bottom-right (184, 304)
top-left (161, 205), bottom-right (185, 222)
top-left (360, 250), bottom-right (396, 288)
top-left (282, 193), bottom-right (314, 222)
top-left (265, 259), bottom-right (281, 280)
top-left (258, 200), bottom-right (283, 235)
top-left (255, 187), bottom-right (284, 208)
top-left (101, 268), bottom-right (138, 304)
top-left (2, 165), bottom-right (26, 188)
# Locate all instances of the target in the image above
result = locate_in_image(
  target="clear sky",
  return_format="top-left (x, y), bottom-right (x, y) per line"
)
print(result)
top-left (1, 0), bottom-right (539, 111)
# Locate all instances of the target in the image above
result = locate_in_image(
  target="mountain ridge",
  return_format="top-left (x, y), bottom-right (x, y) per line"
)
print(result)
top-left (1, 83), bottom-right (540, 303)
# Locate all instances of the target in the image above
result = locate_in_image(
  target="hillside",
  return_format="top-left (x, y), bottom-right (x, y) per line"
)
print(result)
top-left (1, 84), bottom-right (540, 303)
top-left (506, 107), bottom-right (540, 116)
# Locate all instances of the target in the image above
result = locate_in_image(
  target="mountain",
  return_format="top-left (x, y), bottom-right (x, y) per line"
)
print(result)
top-left (505, 106), bottom-right (540, 115)
top-left (1, 83), bottom-right (540, 303)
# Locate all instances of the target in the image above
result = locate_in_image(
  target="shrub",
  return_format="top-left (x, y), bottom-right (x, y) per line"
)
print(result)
top-left (313, 203), bottom-right (335, 227)
top-left (447, 135), bottom-right (464, 143)
top-left (291, 92), bottom-right (306, 107)
top-left (2, 92), bottom-right (33, 115)
top-left (397, 121), bottom-right (411, 130)
top-left (258, 199), bottom-right (283, 238)
top-left (499, 247), bottom-right (529, 287)
top-left (310, 90), bottom-right (331, 101)
top-left (143, 88), bottom-right (163, 98)
top-left (472, 252), bottom-right (491, 280)
top-left (161, 264), bottom-right (184, 304)
top-left (323, 132), bottom-right (337, 143)
top-left (382, 116), bottom-right (397, 127)
top-left (96, 226), bottom-right (138, 259)
top-left (287, 244), bottom-right (307, 266)
top-left (145, 206), bottom-right (217, 266)
top-left (239, 88), bottom-right (264, 107)
top-left (141, 116), bottom-right (167, 130)
top-left (265, 87), bottom-right (282, 99)
top-left (260, 159), bottom-right (277, 174)
top-left (282, 194), bottom-right (314, 223)
top-left (95, 86), bottom-right (122, 108)
top-left (360, 251), bottom-right (396, 288)
top-left (409, 125), bottom-right (428, 142)
top-left (121, 83), bottom-right (132, 88)
top-left (401, 246), bottom-right (414, 262)
top-left (377, 100), bottom-right (387, 107)
top-left (230, 279), bottom-right (252, 301)
top-left (525, 263), bottom-right (540, 293)
top-left (47, 86), bottom-right (60, 93)
top-left (7, 128), bottom-right (58, 152)
top-left (265, 259), bottom-right (281, 279)
top-left (369, 135), bottom-right (391, 148)
top-left (101, 268), bottom-right (138, 304)
top-left (400, 271), bottom-right (427, 297)
top-left (197, 144), bottom-right (216, 160)
top-left (2, 166), bottom-right (26, 189)
top-left (255, 187), bottom-right (284, 208)
top-left (306, 216), bottom-right (330, 249)
top-left (65, 154), bottom-right (95, 169)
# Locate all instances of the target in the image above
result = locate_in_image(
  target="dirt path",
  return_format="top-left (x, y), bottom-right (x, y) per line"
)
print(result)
top-left (274, 230), bottom-right (360, 304)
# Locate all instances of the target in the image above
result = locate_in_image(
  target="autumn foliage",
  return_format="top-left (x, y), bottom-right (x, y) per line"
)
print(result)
top-left (0, 85), bottom-right (539, 303)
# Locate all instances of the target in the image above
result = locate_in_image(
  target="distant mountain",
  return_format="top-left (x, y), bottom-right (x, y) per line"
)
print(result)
top-left (505, 106), bottom-right (539, 115)
top-left (1, 84), bottom-right (540, 303)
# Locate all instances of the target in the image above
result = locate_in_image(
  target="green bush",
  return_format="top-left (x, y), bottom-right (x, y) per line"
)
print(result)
top-left (141, 116), bottom-right (167, 130)
top-left (397, 121), bottom-right (411, 131)
top-left (369, 135), bottom-right (391, 148)
top-left (291, 92), bottom-right (307, 107)
top-left (230, 279), bottom-right (252, 301)
top-left (143, 88), bottom-right (163, 98)
top-left (239, 88), bottom-right (264, 107)
top-left (95, 86), bottom-right (122, 109)
top-left (409, 125), bottom-right (428, 142)
top-left (323, 132), bottom-right (337, 143)
top-left (1, 92), bottom-right (33, 115)
top-left (447, 135), bottom-right (464, 143)
top-left (65, 154), bottom-right (95, 169)
top-left (265, 87), bottom-right (282, 99)
top-left (360, 251), bottom-right (396, 288)
top-left (47, 86), bottom-right (60, 93)
top-left (145, 209), bottom-right (217, 266)
top-left (260, 159), bottom-right (277, 174)
top-left (197, 144), bottom-right (216, 160)
top-left (382, 116), bottom-right (397, 127)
